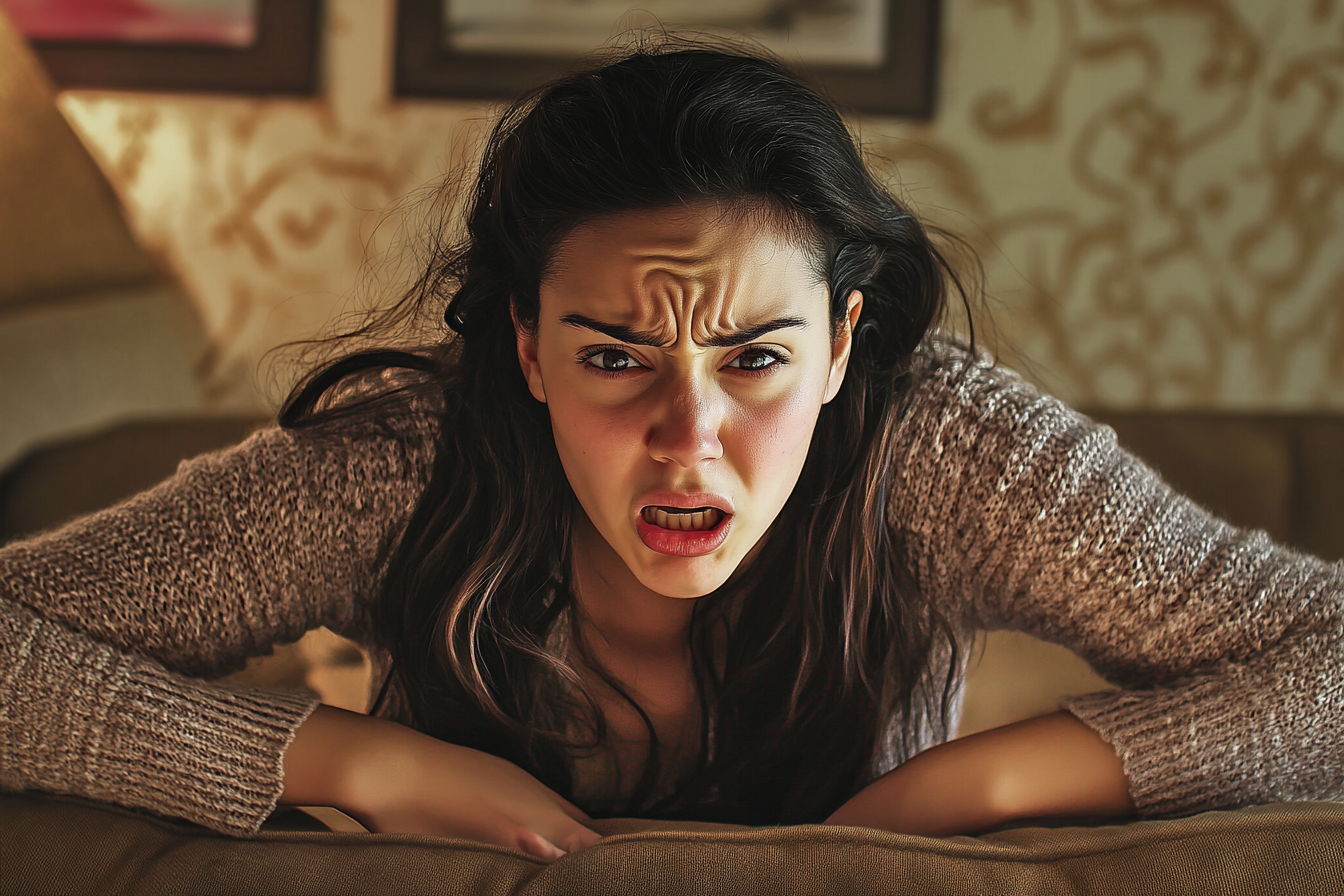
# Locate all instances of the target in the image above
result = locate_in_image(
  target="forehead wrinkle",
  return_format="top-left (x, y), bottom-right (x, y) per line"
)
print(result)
top-left (635, 261), bottom-right (715, 346)
top-left (687, 239), bottom-right (802, 346)
top-left (631, 245), bottom-right (808, 348)
top-left (547, 206), bottom-right (826, 348)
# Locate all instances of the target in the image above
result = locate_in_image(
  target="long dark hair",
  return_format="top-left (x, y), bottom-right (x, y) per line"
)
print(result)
top-left (282, 43), bottom-right (969, 824)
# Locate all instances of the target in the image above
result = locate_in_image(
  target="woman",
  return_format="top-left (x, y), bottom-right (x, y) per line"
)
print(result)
top-left (1, 45), bottom-right (1339, 863)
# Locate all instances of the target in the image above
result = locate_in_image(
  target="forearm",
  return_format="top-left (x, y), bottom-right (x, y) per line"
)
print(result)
top-left (279, 703), bottom-right (439, 815)
top-left (825, 711), bottom-right (1135, 837)
top-left (279, 703), bottom-right (370, 808)
top-left (2, 596), bottom-right (320, 835)
top-left (278, 703), bottom-right (602, 858)
top-left (897, 362), bottom-right (1344, 816)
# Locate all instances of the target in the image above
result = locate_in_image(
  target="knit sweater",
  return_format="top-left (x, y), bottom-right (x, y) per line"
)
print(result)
top-left (2, 349), bottom-right (1341, 836)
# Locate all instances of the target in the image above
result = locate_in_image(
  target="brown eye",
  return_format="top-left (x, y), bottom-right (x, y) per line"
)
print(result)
top-left (585, 349), bottom-right (641, 371)
top-left (727, 348), bottom-right (785, 372)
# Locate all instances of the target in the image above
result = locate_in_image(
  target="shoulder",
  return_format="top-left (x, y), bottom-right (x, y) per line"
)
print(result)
top-left (891, 337), bottom-right (1125, 518)
top-left (899, 337), bottom-right (1108, 457)
top-left (175, 369), bottom-right (444, 517)
top-left (281, 367), bottom-right (443, 454)
top-left (905, 338), bottom-right (1059, 426)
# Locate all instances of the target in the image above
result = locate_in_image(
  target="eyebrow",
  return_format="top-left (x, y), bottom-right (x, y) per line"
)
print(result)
top-left (559, 313), bottom-right (808, 348)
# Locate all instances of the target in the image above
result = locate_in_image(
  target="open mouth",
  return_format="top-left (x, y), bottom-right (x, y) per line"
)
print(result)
top-left (640, 506), bottom-right (725, 531)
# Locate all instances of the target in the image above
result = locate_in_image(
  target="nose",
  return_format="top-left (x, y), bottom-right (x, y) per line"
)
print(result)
top-left (646, 374), bottom-right (724, 468)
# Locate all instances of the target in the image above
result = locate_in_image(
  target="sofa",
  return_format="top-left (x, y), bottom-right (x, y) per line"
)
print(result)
top-left (3, 790), bottom-right (1342, 895)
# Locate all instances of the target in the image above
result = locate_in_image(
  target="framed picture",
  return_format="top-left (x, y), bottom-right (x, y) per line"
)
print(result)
top-left (5, 0), bottom-right (322, 95)
top-left (394, 0), bottom-right (941, 118)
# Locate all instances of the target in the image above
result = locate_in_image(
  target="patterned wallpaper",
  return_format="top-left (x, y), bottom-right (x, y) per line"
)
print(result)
top-left (56, 0), bottom-right (1344, 412)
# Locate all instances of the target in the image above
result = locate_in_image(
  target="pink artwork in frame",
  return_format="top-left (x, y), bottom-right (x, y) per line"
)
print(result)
top-left (1, 0), bottom-right (255, 46)
top-left (0, 0), bottom-right (319, 94)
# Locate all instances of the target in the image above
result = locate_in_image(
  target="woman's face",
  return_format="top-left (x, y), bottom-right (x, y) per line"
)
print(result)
top-left (516, 206), bottom-right (861, 599)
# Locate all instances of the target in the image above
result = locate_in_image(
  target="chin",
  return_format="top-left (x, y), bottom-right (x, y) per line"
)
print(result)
top-left (634, 554), bottom-right (738, 599)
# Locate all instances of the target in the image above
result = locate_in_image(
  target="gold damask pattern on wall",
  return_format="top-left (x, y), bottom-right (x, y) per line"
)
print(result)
top-left (56, 0), bottom-right (1344, 412)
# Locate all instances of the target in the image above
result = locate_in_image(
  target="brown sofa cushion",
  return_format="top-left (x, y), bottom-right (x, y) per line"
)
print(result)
top-left (3, 791), bottom-right (1341, 895)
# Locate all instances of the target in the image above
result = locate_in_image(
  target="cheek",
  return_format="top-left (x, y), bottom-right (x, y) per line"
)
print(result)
top-left (548, 394), bottom-right (644, 498)
top-left (728, 386), bottom-right (822, 490)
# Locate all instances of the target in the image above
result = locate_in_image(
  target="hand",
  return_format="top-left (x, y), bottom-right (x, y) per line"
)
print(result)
top-left (824, 711), bottom-right (1136, 837)
top-left (280, 704), bottom-right (603, 861)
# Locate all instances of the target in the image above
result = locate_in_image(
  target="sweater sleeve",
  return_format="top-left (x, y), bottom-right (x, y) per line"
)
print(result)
top-left (891, 347), bottom-right (1344, 819)
top-left (0, 406), bottom-right (437, 834)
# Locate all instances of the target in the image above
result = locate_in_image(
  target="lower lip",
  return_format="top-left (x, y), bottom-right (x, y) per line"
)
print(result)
top-left (635, 512), bottom-right (732, 557)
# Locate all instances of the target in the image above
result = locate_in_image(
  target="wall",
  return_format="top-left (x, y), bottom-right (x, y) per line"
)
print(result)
top-left (56, 0), bottom-right (1344, 413)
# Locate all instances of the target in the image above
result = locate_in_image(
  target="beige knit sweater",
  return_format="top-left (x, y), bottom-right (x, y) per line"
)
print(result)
top-left (2, 350), bottom-right (1340, 836)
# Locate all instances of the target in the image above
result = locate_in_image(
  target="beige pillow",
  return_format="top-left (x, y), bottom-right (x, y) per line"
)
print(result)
top-left (3, 791), bottom-right (1340, 895)
top-left (0, 9), bottom-right (159, 306)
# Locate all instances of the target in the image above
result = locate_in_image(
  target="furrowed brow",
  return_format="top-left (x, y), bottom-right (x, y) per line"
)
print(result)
top-left (560, 314), bottom-right (671, 346)
top-left (701, 317), bottom-right (808, 348)
top-left (560, 313), bottom-right (807, 348)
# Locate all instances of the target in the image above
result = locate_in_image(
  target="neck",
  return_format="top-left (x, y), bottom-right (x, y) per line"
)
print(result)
top-left (569, 512), bottom-right (696, 669)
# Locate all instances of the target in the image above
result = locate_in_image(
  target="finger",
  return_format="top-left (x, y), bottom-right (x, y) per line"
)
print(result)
top-left (515, 827), bottom-right (567, 862)
top-left (563, 825), bottom-right (604, 852)
top-left (550, 791), bottom-right (594, 824)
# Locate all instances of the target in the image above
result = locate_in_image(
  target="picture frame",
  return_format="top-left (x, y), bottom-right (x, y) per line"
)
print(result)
top-left (394, 0), bottom-right (941, 118)
top-left (24, 0), bottom-right (322, 95)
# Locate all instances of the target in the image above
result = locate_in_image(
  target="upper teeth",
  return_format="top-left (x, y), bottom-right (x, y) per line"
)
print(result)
top-left (643, 506), bottom-right (723, 531)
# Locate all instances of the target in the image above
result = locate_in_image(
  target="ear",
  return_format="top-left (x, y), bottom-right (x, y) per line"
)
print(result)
top-left (512, 304), bottom-right (547, 403)
top-left (822, 290), bottom-right (863, 405)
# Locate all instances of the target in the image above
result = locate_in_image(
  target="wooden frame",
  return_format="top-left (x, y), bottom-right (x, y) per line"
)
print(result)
top-left (28, 0), bottom-right (322, 95)
top-left (394, 0), bottom-right (941, 118)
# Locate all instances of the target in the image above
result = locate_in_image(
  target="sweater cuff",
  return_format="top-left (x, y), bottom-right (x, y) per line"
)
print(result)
top-left (95, 659), bottom-right (322, 835)
top-left (2, 606), bottom-right (321, 836)
top-left (1061, 676), bottom-right (1253, 819)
